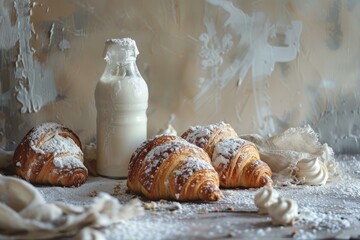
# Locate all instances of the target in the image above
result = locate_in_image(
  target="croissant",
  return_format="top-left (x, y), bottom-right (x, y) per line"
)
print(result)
top-left (13, 122), bottom-right (88, 187)
top-left (212, 137), bottom-right (272, 188)
top-left (181, 121), bottom-right (238, 158)
top-left (127, 135), bottom-right (222, 201)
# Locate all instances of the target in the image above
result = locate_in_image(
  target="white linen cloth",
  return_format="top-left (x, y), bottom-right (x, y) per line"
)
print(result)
top-left (0, 175), bottom-right (143, 239)
top-left (241, 125), bottom-right (338, 185)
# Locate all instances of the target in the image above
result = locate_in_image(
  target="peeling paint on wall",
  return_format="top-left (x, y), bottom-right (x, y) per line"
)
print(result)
top-left (326, 0), bottom-right (343, 50)
top-left (0, 1), bottom-right (18, 49)
top-left (0, 0), bottom-right (359, 154)
top-left (14, 0), bottom-right (57, 113)
top-left (198, 0), bottom-right (301, 135)
top-left (58, 39), bottom-right (71, 51)
top-left (0, 0), bottom-right (57, 114)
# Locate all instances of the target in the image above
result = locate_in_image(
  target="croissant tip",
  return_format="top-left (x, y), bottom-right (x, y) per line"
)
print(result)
top-left (199, 185), bottom-right (222, 201)
top-left (203, 192), bottom-right (222, 202)
top-left (214, 190), bottom-right (224, 201)
top-left (64, 170), bottom-right (88, 187)
top-left (261, 174), bottom-right (273, 187)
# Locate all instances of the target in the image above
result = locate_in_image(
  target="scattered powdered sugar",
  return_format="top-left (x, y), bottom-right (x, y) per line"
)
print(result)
top-left (104, 38), bottom-right (139, 64)
top-left (294, 229), bottom-right (318, 239)
top-left (33, 154), bottom-right (360, 239)
top-left (30, 145), bottom-right (46, 155)
top-left (298, 206), bottom-right (352, 232)
top-left (174, 157), bottom-right (214, 192)
top-left (29, 122), bottom-right (62, 138)
top-left (141, 139), bottom-right (198, 191)
top-left (25, 122), bottom-right (84, 170)
top-left (175, 157), bottom-right (213, 179)
top-left (28, 123), bottom-right (62, 150)
top-left (184, 126), bottom-right (212, 148)
top-left (28, 123), bottom-right (82, 159)
top-left (183, 121), bottom-right (227, 148)
top-left (131, 135), bottom-right (161, 160)
top-left (143, 144), bottom-right (172, 174)
top-left (41, 135), bottom-right (82, 157)
top-left (212, 137), bottom-right (246, 168)
top-left (53, 156), bottom-right (86, 169)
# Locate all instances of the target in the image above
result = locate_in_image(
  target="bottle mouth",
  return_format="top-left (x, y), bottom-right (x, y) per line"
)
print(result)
top-left (103, 38), bottom-right (139, 64)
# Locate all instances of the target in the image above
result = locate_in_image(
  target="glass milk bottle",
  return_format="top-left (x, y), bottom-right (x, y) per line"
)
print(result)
top-left (95, 38), bottom-right (148, 178)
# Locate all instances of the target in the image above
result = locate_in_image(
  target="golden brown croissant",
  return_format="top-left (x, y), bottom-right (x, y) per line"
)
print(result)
top-left (127, 135), bottom-right (222, 201)
top-left (212, 137), bottom-right (272, 188)
top-left (181, 121), bottom-right (238, 159)
top-left (13, 122), bottom-right (88, 187)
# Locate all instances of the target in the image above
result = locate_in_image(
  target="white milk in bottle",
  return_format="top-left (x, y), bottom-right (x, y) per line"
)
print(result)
top-left (95, 38), bottom-right (148, 178)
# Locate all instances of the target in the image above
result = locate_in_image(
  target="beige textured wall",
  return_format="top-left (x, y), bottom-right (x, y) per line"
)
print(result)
top-left (0, 0), bottom-right (359, 153)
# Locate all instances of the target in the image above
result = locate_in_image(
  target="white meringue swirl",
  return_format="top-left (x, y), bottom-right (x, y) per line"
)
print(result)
top-left (295, 157), bottom-right (329, 185)
top-left (254, 186), bottom-right (279, 214)
top-left (268, 197), bottom-right (299, 226)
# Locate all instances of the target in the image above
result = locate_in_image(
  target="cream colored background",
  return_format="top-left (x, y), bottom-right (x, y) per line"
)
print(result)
top-left (0, 0), bottom-right (359, 153)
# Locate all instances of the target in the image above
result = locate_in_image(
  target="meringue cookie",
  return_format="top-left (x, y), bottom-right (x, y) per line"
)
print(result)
top-left (268, 197), bottom-right (299, 226)
top-left (295, 157), bottom-right (328, 185)
top-left (254, 186), bottom-right (279, 214)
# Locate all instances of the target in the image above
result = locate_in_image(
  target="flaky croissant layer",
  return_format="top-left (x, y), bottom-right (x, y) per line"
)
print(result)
top-left (127, 135), bottom-right (222, 201)
top-left (212, 137), bottom-right (272, 188)
top-left (13, 122), bottom-right (88, 187)
top-left (181, 121), bottom-right (238, 159)
top-left (181, 122), bottom-right (273, 189)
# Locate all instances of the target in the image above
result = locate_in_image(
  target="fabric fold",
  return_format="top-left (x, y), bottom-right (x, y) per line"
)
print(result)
top-left (241, 125), bottom-right (338, 186)
top-left (0, 175), bottom-right (144, 239)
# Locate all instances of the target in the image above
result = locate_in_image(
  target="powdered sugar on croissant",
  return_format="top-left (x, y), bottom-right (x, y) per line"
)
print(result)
top-left (173, 157), bottom-right (216, 200)
top-left (181, 121), bottom-right (238, 158)
top-left (13, 122), bottom-right (88, 187)
top-left (128, 135), bottom-right (221, 201)
top-left (212, 137), bottom-right (273, 188)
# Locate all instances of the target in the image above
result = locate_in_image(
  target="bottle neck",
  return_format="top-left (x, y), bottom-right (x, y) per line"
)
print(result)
top-left (103, 60), bottom-right (141, 79)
